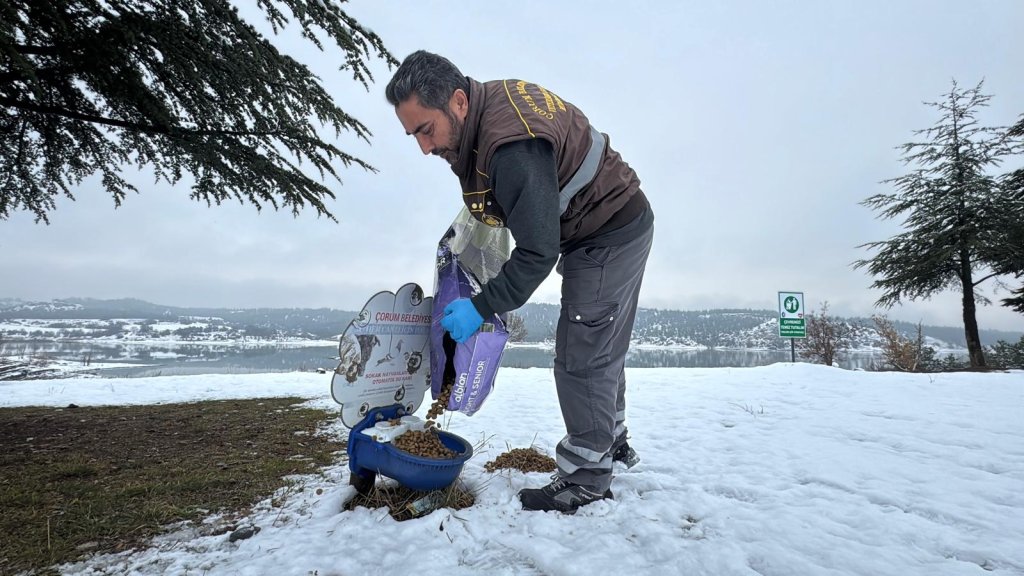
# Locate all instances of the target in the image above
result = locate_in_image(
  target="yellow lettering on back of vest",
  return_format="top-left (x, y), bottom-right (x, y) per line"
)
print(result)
top-left (552, 93), bottom-right (567, 112)
top-left (538, 87), bottom-right (557, 114)
top-left (516, 81), bottom-right (555, 120)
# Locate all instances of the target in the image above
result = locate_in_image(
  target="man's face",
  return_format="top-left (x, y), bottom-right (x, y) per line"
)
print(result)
top-left (396, 90), bottom-right (468, 165)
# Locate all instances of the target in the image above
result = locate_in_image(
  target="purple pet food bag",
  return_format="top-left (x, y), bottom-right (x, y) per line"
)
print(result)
top-left (430, 208), bottom-right (511, 416)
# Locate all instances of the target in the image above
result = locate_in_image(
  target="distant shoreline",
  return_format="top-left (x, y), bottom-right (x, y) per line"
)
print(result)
top-left (0, 336), bottom-right (973, 355)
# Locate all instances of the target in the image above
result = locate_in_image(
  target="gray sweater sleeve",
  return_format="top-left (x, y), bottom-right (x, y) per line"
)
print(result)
top-left (470, 138), bottom-right (560, 319)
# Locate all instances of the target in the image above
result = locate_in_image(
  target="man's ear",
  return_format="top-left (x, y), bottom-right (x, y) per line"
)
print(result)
top-left (450, 89), bottom-right (469, 121)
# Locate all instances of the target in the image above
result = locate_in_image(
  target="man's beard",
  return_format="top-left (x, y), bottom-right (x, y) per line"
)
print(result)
top-left (433, 111), bottom-right (463, 165)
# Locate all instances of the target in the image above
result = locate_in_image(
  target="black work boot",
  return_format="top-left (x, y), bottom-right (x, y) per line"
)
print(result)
top-left (611, 442), bottom-right (640, 469)
top-left (518, 476), bottom-right (613, 514)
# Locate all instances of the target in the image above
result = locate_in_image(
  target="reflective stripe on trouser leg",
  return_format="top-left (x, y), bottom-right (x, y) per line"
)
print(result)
top-left (554, 223), bottom-right (653, 492)
top-left (611, 376), bottom-right (627, 450)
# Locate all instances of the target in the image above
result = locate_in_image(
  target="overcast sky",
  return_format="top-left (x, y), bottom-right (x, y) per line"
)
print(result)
top-left (2, 1), bottom-right (1023, 332)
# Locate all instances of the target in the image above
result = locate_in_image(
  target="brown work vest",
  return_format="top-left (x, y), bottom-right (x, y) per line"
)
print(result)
top-left (450, 78), bottom-right (641, 244)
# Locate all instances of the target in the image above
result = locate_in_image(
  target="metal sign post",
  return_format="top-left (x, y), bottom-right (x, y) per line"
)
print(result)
top-left (778, 291), bottom-right (806, 362)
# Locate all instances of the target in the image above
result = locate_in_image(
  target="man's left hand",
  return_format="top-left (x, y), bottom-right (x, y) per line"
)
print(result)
top-left (441, 298), bottom-right (484, 343)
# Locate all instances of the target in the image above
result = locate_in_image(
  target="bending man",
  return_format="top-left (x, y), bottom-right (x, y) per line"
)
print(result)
top-left (386, 51), bottom-right (654, 514)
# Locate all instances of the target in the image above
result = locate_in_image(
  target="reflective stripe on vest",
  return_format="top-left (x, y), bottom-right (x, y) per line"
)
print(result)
top-left (558, 125), bottom-right (604, 214)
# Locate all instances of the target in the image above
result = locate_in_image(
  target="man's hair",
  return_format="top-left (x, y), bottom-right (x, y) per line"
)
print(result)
top-left (385, 50), bottom-right (469, 109)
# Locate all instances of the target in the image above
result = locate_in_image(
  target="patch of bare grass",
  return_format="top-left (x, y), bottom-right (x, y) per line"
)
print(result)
top-left (0, 397), bottom-right (343, 575)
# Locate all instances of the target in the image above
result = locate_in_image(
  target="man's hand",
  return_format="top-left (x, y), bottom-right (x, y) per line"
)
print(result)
top-left (441, 298), bottom-right (484, 344)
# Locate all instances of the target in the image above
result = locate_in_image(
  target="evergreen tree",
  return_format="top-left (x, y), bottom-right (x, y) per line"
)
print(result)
top-left (988, 116), bottom-right (1024, 313)
top-left (1, 0), bottom-right (396, 223)
top-left (987, 335), bottom-right (1024, 369)
top-left (854, 81), bottom-right (1022, 367)
top-left (981, 199), bottom-right (1024, 314)
top-left (1000, 284), bottom-right (1024, 315)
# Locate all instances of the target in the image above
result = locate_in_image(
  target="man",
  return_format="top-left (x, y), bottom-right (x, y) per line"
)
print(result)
top-left (385, 51), bottom-right (654, 514)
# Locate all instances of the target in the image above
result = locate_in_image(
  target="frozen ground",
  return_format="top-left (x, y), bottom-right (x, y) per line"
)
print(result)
top-left (2, 364), bottom-right (1022, 575)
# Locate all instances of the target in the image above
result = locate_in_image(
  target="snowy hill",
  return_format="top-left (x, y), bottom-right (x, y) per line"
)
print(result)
top-left (0, 298), bottom-right (1019, 349)
top-left (0, 298), bottom-right (357, 342)
top-left (517, 303), bottom-right (1014, 350)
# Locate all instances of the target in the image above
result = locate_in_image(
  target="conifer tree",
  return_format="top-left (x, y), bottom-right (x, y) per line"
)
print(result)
top-left (854, 81), bottom-right (1022, 367)
top-left (1, 0), bottom-right (397, 223)
top-left (981, 200), bottom-right (1024, 314)
top-left (989, 116), bottom-right (1024, 313)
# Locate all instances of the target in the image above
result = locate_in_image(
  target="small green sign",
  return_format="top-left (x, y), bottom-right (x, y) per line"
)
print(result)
top-left (778, 291), bottom-right (806, 338)
top-left (779, 317), bottom-right (806, 338)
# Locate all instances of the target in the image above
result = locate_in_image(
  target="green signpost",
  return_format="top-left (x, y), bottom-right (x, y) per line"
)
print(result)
top-left (778, 291), bottom-right (806, 362)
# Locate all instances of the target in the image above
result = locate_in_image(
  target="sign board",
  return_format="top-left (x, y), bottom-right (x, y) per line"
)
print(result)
top-left (331, 283), bottom-right (433, 428)
top-left (778, 291), bottom-right (806, 339)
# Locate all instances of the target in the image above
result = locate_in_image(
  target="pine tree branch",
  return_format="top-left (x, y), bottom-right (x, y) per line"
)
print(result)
top-left (1, 0), bottom-right (397, 223)
top-left (0, 96), bottom-right (294, 138)
top-left (12, 43), bottom-right (60, 56)
top-left (972, 271), bottom-right (1001, 287)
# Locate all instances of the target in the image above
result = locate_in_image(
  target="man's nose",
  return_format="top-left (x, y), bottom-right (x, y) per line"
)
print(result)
top-left (415, 134), bottom-right (431, 155)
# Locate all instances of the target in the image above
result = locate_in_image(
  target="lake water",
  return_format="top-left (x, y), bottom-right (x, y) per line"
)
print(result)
top-left (0, 340), bottom-right (925, 377)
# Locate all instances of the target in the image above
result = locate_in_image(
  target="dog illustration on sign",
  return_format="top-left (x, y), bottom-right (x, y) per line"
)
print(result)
top-left (337, 333), bottom-right (381, 384)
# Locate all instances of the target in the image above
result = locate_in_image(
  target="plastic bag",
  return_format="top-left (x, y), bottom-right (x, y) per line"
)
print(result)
top-left (429, 207), bottom-right (511, 416)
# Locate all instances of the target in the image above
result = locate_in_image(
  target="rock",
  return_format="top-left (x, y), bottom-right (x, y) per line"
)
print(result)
top-left (228, 525), bottom-right (261, 542)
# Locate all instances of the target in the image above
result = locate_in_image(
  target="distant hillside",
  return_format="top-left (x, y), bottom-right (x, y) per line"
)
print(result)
top-left (516, 304), bottom-right (1019, 349)
top-left (0, 298), bottom-right (1020, 348)
top-left (0, 298), bottom-right (359, 341)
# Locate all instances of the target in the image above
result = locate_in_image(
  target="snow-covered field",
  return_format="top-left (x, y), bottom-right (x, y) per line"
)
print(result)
top-left (3, 364), bottom-right (1022, 576)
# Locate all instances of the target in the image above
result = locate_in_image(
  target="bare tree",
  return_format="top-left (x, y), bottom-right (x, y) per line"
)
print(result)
top-left (872, 315), bottom-right (935, 372)
top-left (505, 312), bottom-right (528, 343)
top-left (798, 301), bottom-right (853, 366)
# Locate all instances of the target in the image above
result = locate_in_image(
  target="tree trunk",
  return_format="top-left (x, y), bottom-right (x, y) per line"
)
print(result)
top-left (959, 254), bottom-right (987, 367)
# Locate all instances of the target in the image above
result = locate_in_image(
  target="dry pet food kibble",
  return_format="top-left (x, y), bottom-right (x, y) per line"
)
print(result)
top-left (425, 375), bottom-right (455, 426)
top-left (393, 429), bottom-right (457, 459)
top-left (483, 447), bottom-right (556, 473)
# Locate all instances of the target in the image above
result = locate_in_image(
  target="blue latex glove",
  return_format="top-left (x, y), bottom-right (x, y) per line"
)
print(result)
top-left (440, 298), bottom-right (484, 344)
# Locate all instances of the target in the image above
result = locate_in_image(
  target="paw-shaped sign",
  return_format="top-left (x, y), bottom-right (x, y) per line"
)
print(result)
top-left (331, 283), bottom-right (432, 428)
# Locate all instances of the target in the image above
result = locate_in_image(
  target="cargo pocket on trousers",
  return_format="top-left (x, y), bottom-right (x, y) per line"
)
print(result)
top-left (564, 302), bottom-right (620, 372)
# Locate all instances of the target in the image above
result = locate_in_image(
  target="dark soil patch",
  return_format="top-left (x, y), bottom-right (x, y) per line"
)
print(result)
top-left (0, 397), bottom-right (343, 575)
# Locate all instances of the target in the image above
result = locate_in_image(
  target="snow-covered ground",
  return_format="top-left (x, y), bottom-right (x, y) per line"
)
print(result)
top-left (0, 357), bottom-right (148, 380)
top-left (2, 364), bottom-right (1022, 576)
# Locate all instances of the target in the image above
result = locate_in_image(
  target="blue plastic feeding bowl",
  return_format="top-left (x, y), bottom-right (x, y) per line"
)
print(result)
top-left (347, 404), bottom-right (473, 493)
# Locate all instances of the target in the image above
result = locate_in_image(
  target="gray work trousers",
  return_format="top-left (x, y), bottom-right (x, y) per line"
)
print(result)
top-left (553, 222), bottom-right (653, 492)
